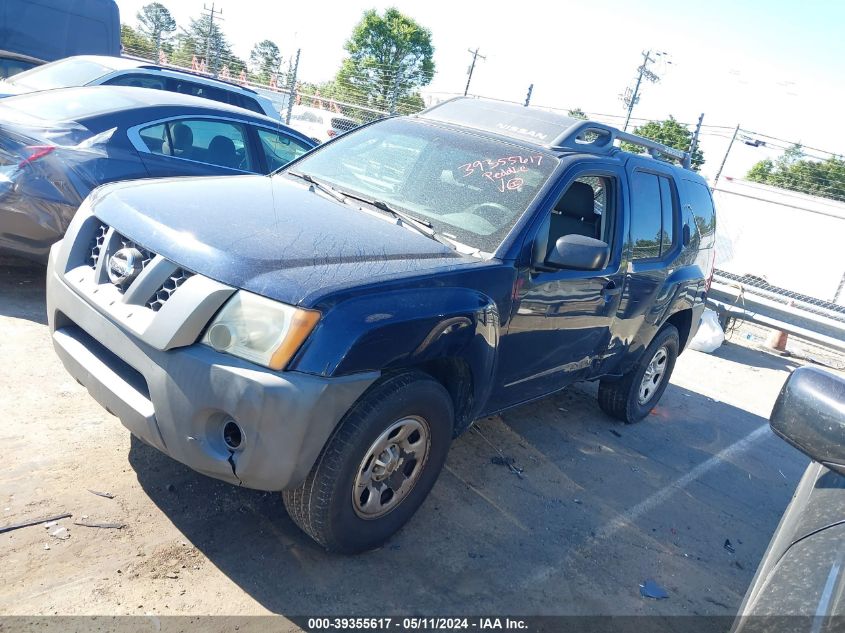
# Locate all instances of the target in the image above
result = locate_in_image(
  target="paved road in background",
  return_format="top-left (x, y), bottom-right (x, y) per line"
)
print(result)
top-left (0, 257), bottom-right (809, 620)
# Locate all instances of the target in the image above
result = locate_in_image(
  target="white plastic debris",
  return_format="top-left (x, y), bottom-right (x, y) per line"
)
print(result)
top-left (689, 308), bottom-right (725, 353)
top-left (50, 527), bottom-right (70, 540)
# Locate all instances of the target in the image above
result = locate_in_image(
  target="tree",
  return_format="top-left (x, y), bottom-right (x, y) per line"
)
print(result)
top-left (137, 2), bottom-right (176, 55)
top-left (169, 12), bottom-right (246, 76)
top-left (249, 40), bottom-right (282, 83)
top-left (333, 8), bottom-right (434, 113)
top-left (567, 108), bottom-right (587, 120)
top-left (120, 24), bottom-right (155, 58)
top-left (622, 116), bottom-right (705, 170)
top-left (746, 144), bottom-right (845, 202)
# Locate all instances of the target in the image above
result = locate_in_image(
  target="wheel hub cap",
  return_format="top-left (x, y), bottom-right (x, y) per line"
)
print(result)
top-left (352, 416), bottom-right (430, 520)
top-left (638, 346), bottom-right (668, 405)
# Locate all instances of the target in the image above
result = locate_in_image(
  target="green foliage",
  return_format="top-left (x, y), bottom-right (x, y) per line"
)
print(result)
top-left (622, 116), bottom-right (705, 170)
top-left (169, 12), bottom-right (247, 75)
top-left (333, 8), bottom-right (435, 113)
top-left (121, 24), bottom-right (155, 58)
top-left (746, 144), bottom-right (845, 202)
top-left (249, 40), bottom-right (282, 83)
top-left (136, 2), bottom-right (176, 53)
top-left (567, 108), bottom-right (587, 120)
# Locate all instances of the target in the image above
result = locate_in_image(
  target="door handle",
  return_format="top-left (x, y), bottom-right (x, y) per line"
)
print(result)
top-left (602, 281), bottom-right (622, 298)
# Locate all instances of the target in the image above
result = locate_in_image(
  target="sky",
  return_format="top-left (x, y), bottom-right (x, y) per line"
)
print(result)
top-left (114, 0), bottom-right (845, 181)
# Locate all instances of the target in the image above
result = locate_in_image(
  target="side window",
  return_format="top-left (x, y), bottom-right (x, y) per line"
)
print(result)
top-left (0, 58), bottom-right (38, 79)
top-left (256, 128), bottom-right (311, 172)
top-left (137, 119), bottom-right (252, 171)
top-left (682, 180), bottom-right (716, 249)
top-left (168, 79), bottom-right (227, 106)
top-left (630, 171), bottom-right (674, 260)
top-left (658, 176), bottom-right (676, 254)
top-left (103, 73), bottom-right (166, 90)
top-left (544, 175), bottom-right (615, 260)
top-left (138, 122), bottom-right (168, 155)
top-left (230, 93), bottom-right (264, 115)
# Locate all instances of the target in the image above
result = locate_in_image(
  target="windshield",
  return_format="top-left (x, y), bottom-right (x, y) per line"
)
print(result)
top-left (285, 118), bottom-right (558, 252)
top-left (5, 58), bottom-right (114, 91)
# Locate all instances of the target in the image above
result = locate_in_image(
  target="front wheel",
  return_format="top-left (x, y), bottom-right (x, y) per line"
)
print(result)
top-left (283, 371), bottom-right (454, 553)
top-left (597, 325), bottom-right (679, 423)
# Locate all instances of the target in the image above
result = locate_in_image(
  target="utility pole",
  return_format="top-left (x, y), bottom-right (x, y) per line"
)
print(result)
top-left (202, 2), bottom-right (222, 75)
top-left (284, 48), bottom-right (300, 125)
top-left (687, 113), bottom-right (704, 168)
top-left (388, 69), bottom-right (402, 115)
top-left (524, 84), bottom-right (533, 107)
top-left (713, 123), bottom-right (741, 187)
top-left (464, 47), bottom-right (485, 96)
top-left (620, 50), bottom-right (668, 131)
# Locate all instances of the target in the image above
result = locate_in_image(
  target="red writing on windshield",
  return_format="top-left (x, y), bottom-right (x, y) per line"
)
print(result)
top-left (458, 154), bottom-right (542, 193)
top-left (459, 154), bottom-right (543, 178)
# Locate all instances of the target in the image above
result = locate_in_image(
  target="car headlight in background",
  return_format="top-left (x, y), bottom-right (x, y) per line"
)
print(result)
top-left (202, 291), bottom-right (320, 370)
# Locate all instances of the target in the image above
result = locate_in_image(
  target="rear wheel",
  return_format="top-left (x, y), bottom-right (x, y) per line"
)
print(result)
top-left (598, 325), bottom-right (679, 423)
top-left (283, 371), bottom-right (454, 553)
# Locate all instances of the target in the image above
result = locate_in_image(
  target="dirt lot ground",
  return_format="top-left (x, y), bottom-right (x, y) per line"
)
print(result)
top-left (0, 256), bottom-right (835, 624)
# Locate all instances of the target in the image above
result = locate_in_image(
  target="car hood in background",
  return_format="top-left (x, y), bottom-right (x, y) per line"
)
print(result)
top-left (88, 174), bottom-right (472, 307)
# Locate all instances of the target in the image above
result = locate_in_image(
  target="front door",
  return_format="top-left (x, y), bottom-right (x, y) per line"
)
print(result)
top-left (490, 169), bottom-right (626, 410)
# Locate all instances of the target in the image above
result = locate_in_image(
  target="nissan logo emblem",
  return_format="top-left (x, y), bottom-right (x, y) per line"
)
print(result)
top-left (107, 247), bottom-right (144, 286)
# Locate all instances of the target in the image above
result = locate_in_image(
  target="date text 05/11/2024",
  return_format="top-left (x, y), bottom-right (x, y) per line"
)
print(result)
top-left (306, 617), bottom-right (529, 630)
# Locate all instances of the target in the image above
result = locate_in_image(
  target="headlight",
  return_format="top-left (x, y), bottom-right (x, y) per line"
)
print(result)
top-left (202, 291), bottom-right (320, 370)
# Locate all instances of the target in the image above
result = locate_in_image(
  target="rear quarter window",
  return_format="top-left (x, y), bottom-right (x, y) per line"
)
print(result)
top-left (682, 179), bottom-right (716, 249)
top-left (229, 93), bottom-right (264, 114)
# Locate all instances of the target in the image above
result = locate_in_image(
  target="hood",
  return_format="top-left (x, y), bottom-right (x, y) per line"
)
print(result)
top-left (89, 175), bottom-right (471, 306)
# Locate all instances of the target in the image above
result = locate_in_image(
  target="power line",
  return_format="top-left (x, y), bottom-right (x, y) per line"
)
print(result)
top-left (464, 47), bottom-right (486, 96)
top-left (201, 2), bottom-right (223, 76)
top-left (619, 50), bottom-right (669, 131)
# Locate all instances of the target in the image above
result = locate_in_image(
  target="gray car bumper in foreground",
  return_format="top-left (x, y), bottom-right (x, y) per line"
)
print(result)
top-left (46, 249), bottom-right (377, 491)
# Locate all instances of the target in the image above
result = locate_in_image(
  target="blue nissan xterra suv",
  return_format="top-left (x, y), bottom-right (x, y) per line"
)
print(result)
top-left (46, 98), bottom-right (716, 553)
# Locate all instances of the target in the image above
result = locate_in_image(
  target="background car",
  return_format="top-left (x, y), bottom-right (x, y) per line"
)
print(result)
top-left (733, 365), bottom-right (845, 631)
top-left (0, 55), bottom-right (279, 118)
top-left (288, 104), bottom-right (360, 143)
top-left (0, 85), bottom-right (315, 262)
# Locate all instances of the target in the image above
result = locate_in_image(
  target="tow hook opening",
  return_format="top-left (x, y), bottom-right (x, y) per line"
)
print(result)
top-left (222, 418), bottom-right (244, 450)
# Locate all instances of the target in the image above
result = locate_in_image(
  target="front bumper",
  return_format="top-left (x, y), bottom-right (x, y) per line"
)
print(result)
top-left (46, 244), bottom-right (377, 491)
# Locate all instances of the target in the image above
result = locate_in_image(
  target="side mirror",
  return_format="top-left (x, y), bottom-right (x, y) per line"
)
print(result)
top-left (545, 234), bottom-right (609, 271)
top-left (770, 366), bottom-right (845, 475)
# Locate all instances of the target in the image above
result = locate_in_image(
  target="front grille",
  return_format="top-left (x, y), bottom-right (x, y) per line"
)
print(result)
top-left (81, 221), bottom-right (194, 312)
top-left (89, 224), bottom-right (108, 269)
top-left (116, 235), bottom-right (154, 283)
top-left (146, 268), bottom-right (194, 312)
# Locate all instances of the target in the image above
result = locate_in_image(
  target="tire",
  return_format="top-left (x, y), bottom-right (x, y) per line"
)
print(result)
top-left (283, 371), bottom-right (454, 554)
top-left (597, 324), bottom-right (679, 424)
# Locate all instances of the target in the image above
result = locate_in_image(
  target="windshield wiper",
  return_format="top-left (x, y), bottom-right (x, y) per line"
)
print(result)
top-left (338, 191), bottom-right (456, 247)
top-left (288, 171), bottom-right (347, 204)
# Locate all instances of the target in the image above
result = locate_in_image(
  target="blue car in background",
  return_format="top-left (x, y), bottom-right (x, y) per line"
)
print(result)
top-left (0, 86), bottom-right (316, 262)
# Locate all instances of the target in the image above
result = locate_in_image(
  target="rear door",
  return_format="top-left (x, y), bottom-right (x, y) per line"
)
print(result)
top-left (616, 158), bottom-right (682, 356)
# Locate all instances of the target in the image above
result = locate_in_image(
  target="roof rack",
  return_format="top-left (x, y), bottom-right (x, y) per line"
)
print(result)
top-left (549, 121), bottom-right (691, 169)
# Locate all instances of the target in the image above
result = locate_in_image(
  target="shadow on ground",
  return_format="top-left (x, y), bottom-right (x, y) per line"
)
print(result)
top-left (0, 258), bottom-right (47, 324)
top-left (711, 341), bottom-right (800, 373)
top-left (127, 367), bottom-right (805, 616)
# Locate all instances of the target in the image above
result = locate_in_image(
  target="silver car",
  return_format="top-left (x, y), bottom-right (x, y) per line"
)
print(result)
top-left (0, 55), bottom-right (279, 119)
